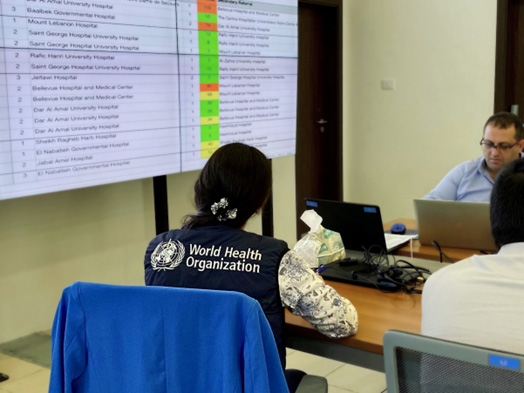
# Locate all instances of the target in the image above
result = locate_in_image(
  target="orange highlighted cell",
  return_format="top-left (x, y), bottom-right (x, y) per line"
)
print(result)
top-left (197, 3), bottom-right (217, 13)
top-left (200, 83), bottom-right (219, 92)
top-left (198, 22), bottom-right (218, 31)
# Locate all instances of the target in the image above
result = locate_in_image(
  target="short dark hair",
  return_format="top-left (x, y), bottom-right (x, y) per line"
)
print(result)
top-left (484, 112), bottom-right (524, 140)
top-left (183, 143), bottom-right (272, 229)
top-left (490, 157), bottom-right (524, 246)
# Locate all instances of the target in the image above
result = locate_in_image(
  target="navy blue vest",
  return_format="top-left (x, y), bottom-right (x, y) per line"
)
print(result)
top-left (144, 225), bottom-right (289, 368)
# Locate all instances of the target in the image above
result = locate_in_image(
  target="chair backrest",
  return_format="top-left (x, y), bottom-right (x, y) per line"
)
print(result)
top-left (383, 330), bottom-right (524, 393)
top-left (49, 282), bottom-right (289, 393)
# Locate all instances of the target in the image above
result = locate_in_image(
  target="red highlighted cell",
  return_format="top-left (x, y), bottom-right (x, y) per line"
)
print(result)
top-left (198, 22), bottom-right (218, 31)
top-left (197, 3), bottom-right (217, 13)
top-left (200, 83), bottom-right (219, 92)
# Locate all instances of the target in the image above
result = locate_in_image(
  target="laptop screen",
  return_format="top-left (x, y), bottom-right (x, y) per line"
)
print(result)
top-left (414, 199), bottom-right (498, 252)
top-left (305, 198), bottom-right (387, 252)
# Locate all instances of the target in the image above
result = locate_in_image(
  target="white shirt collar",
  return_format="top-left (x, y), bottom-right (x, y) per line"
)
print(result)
top-left (497, 242), bottom-right (524, 255)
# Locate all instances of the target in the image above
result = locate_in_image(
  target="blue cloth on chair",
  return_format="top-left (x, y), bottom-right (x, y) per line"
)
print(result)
top-left (49, 282), bottom-right (289, 393)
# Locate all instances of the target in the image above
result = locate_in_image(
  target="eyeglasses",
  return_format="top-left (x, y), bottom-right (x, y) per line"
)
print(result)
top-left (480, 139), bottom-right (520, 152)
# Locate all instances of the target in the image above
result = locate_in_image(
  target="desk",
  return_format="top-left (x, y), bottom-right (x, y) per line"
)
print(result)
top-left (384, 218), bottom-right (483, 262)
top-left (285, 257), bottom-right (447, 372)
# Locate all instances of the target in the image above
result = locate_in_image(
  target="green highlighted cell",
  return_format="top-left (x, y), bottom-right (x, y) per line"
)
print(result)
top-left (198, 31), bottom-right (218, 52)
top-left (198, 12), bottom-right (220, 154)
top-left (198, 13), bottom-right (218, 23)
top-left (200, 100), bottom-right (219, 116)
top-left (200, 55), bottom-right (219, 75)
top-left (201, 124), bottom-right (220, 141)
top-left (200, 74), bottom-right (219, 84)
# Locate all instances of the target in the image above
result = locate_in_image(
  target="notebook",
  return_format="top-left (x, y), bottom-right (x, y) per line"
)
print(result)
top-left (305, 198), bottom-right (412, 253)
top-left (414, 199), bottom-right (498, 252)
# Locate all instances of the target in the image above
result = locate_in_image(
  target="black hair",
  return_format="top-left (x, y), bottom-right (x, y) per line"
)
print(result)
top-left (490, 157), bottom-right (524, 246)
top-left (183, 143), bottom-right (272, 229)
top-left (484, 112), bottom-right (524, 140)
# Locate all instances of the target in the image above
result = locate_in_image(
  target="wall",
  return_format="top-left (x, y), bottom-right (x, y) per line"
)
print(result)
top-left (0, 179), bottom-right (154, 342)
top-left (0, 0), bottom-right (497, 343)
top-left (343, 0), bottom-right (497, 221)
top-left (0, 155), bottom-right (295, 344)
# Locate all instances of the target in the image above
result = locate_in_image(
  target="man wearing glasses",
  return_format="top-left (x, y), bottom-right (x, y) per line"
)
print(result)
top-left (424, 112), bottom-right (524, 201)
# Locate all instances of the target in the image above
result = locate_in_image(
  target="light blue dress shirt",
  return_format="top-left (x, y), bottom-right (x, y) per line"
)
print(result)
top-left (424, 156), bottom-right (494, 202)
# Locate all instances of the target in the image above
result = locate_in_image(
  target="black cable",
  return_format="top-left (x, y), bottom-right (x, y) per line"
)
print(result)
top-left (328, 248), bottom-right (432, 294)
top-left (431, 240), bottom-right (454, 263)
top-left (329, 263), bottom-right (401, 293)
top-left (393, 258), bottom-right (431, 282)
top-left (378, 261), bottom-right (428, 294)
top-left (480, 250), bottom-right (496, 255)
top-left (393, 259), bottom-right (431, 274)
top-left (350, 270), bottom-right (401, 293)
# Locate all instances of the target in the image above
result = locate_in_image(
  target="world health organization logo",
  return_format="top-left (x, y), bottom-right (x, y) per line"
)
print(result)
top-left (151, 240), bottom-right (185, 271)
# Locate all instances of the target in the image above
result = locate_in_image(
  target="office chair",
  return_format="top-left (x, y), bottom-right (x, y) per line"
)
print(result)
top-left (49, 282), bottom-right (289, 393)
top-left (383, 330), bottom-right (524, 393)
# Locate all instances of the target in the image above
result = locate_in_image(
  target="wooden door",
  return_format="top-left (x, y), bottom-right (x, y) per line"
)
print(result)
top-left (495, 0), bottom-right (524, 116)
top-left (295, 0), bottom-right (343, 238)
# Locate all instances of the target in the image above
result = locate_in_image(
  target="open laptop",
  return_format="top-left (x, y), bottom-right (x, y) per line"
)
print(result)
top-left (414, 199), bottom-right (498, 252)
top-left (305, 198), bottom-right (410, 253)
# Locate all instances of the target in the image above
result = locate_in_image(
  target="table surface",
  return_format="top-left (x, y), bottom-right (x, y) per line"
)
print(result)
top-left (285, 280), bottom-right (422, 355)
top-left (384, 218), bottom-right (484, 262)
top-left (284, 221), bottom-right (480, 370)
top-left (284, 256), bottom-right (448, 371)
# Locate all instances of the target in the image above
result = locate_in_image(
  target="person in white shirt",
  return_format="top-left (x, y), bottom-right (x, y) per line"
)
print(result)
top-left (421, 157), bottom-right (524, 354)
top-left (424, 112), bottom-right (524, 202)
